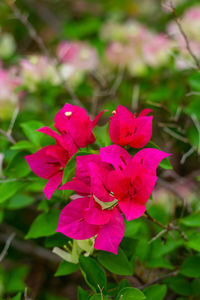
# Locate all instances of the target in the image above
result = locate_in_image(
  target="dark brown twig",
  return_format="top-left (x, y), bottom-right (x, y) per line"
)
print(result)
top-left (138, 270), bottom-right (178, 290)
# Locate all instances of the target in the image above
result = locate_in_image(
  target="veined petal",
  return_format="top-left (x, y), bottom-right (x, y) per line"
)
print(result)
top-left (44, 171), bottom-right (63, 200)
top-left (118, 199), bottom-right (146, 221)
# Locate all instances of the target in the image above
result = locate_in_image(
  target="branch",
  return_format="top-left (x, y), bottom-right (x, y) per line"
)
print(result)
top-left (169, 1), bottom-right (200, 69)
top-left (0, 233), bottom-right (16, 262)
top-left (138, 270), bottom-right (178, 290)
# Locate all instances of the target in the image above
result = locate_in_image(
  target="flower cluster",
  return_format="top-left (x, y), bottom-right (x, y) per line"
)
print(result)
top-left (0, 62), bottom-right (21, 120)
top-left (26, 103), bottom-right (169, 254)
top-left (101, 20), bottom-right (174, 76)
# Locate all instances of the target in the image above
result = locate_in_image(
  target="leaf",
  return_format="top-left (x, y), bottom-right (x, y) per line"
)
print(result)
top-left (116, 287), bottom-right (146, 300)
top-left (12, 293), bottom-right (22, 300)
top-left (63, 17), bottom-right (101, 38)
top-left (21, 121), bottom-right (44, 146)
top-left (93, 124), bottom-right (111, 147)
top-left (5, 152), bottom-right (31, 178)
top-left (97, 248), bottom-right (133, 276)
top-left (11, 140), bottom-right (33, 150)
top-left (181, 212), bottom-right (200, 227)
top-left (26, 210), bottom-right (60, 239)
top-left (79, 256), bottom-right (107, 292)
top-left (143, 284), bottom-right (167, 300)
top-left (5, 266), bottom-right (29, 293)
top-left (78, 287), bottom-right (90, 300)
top-left (164, 275), bottom-right (192, 296)
top-left (187, 232), bottom-right (200, 252)
top-left (124, 219), bottom-right (141, 238)
top-left (90, 295), bottom-right (109, 300)
top-left (180, 256), bottom-right (200, 278)
top-left (0, 181), bottom-right (28, 203)
top-left (5, 194), bottom-right (35, 209)
top-left (55, 260), bottom-right (79, 277)
top-left (62, 151), bottom-right (90, 184)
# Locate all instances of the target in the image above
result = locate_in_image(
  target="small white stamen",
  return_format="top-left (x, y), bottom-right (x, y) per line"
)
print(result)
top-left (112, 110), bottom-right (116, 115)
top-left (65, 111), bottom-right (72, 117)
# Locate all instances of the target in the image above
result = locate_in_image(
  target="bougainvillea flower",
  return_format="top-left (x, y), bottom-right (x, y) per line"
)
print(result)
top-left (57, 196), bottom-right (124, 254)
top-left (38, 104), bottom-right (104, 150)
top-left (61, 145), bottom-right (169, 221)
top-left (109, 105), bottom-right (153, 148)
top-left (25, 145), bottom-right (70, 199)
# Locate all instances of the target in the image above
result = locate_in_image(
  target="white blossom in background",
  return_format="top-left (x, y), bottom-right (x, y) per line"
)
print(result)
top-left (101, 20), bottom-right (174, 76)
top-left (20, 55), bottom-right (60, 91)
top-left (0, 62), bottom-right (20, 120)
top-left (167, 6), bottom-right (200, 69)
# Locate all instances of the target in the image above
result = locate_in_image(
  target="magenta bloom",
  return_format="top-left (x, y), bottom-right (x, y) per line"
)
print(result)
top-left (57, 196), bottom-right (124, 254)
top-left (38, 103), bottom-right (104, 150)
top-left (25, 145), bottom-right (69, 199)
top-left (109, 105), bottom-right (153, 148)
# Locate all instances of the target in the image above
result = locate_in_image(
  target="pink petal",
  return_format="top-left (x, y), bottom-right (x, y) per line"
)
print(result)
top-left (57, 197), bottom-right (99, 239)
top-left (129, 116), bottom-right (153, 148)
top-left (118, 199), bottom-right (146, 221)
top-left (94, 208), bottom-right (124, 254)
top-left (44, 171), bottom-right (63, 199)
top-left (92, 110), bottom-right (105, 127)
top-left (100, 145), bottom-right (132, 171)
top-left (138, 108), bottom-right (152, 116)
top-left (60, 179), bottom-right (90, 195)
top-left (37, 126), bottom-right (60, 140)
top-left (132, 148), bottom-right (170, 175)
top-left (84, 198), bottom-right (113, 225)
top-left (76, 154), bottom-right (101, 180)
top-left (25, 146), bottom-right (61, 179)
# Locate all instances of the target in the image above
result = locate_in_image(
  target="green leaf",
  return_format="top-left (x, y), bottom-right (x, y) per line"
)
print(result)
top-left (97, 248), bottom-right (133, 276)
top-left (55, 260), bottom-right (79, 277)
top-left (90, 295), bottom-right (109, 300)
top-left (26, 210), bottom-right (60, 239)
top-left (62, 151), bottom-right (90, 184)
top-left (164, 275), bottom-right (192, 296)
top-left (79, 256), bottom-right (107, 292)
top-left (5, 266), bottom-right (29, 293)
top-left (12, 293), bottom-right (22, 300)
top-left (63, 17), bottom-right (101, 38)
top-left (181, 212), bottom-right (200, 227)
top-left (0, 181), bottom-right (28, 203)
top-left (6, 152), bottom-right (31, 178)
top-left (21, 121), bottom-right (44, 146)
top-left (124, 219), bottom-right (141, 238)
top-left (143, 284), bottom-right (167, 300)
top-left (5, 194), bottom-right (35, 209)
top-left (187, 232), bottom-right (200, 252)
top-left (180, 256), bottom-right (200, 278)
top-left (116, 287), bottom-right (146, 300)
top-left (10, 140), bottom-right (33, 150)
top-left (93, 124), bottom-right (111, 147)
top-left (78, 286), bottom-right (90, 300)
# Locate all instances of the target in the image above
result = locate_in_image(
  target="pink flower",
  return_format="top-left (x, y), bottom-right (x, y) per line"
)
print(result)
top-left (61, 145), bottom-right (169, 221)
top-left (109, 105), bottom-right (153, 148)
top-left (25, 145), bottom-right (70, 199)
top-left (38, 103), bottom-right (104, 150)
top-left (57, 196), bottom-right (124, 254)
top-left (57, 41), bottom-right (99, 72)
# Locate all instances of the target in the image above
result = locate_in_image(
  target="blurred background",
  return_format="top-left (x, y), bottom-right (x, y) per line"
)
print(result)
top-left (0, 0), bottom-right (200, 299)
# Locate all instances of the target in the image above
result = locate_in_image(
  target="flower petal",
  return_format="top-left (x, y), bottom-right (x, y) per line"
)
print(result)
top-left (57, 197), bottom-right (99, 239)
top-left (94, 208), bottom-right (124, 254)
top-left (129, 116), bottom-right (153, 148)
top-left (118, 199), bottom-right (146, 221)
top-left (100, 145), bottom-right (132, 171)
top-left (44, 171), bottom-right (63, 199)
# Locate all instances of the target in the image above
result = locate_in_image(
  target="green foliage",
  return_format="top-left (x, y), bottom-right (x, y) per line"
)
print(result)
top-left (26, 210), bottom-right (60, 239)
top-left (143, 284), bottom-right (167, 300)
top-left (79, 256), bottom-right (107, 292)
top-left (116, 287), bottom-right (146, 300)
top-left (55, 260), bottom-right (79, 276)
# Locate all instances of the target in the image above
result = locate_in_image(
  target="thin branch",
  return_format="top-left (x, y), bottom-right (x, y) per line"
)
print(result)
top-left (138, 270), bottom-right (178, 290)
top-left (148, 229), bottom-right (167, 244)
top-left (191, 114), bottom-right (200, 154)
top-left (0, 232), bottom-right (16, 262)
top-left (0, 129), bottom-right (16, 144)
top-left (180, 146), bottom-right (195, 164)
top-left (169, 1), bottom-right (200, 69)
top-left (163, 127), bottom-right (189, 143)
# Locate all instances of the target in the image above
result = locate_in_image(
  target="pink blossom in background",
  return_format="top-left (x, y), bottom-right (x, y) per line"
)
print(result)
top-left (57, 41), bottom-right (99, 72)
top-left (25, 145), bottom-right (70, 199)
top-left (109, 105), bottom-right (153, 148)
top-left (57, 196), bottom-right (124, 254)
